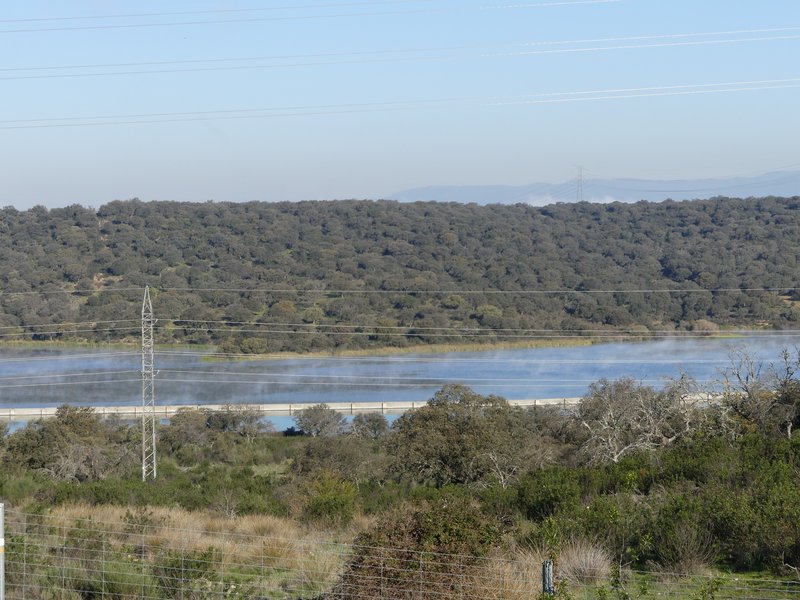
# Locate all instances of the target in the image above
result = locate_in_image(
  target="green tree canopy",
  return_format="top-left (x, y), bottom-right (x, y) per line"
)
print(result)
top-left (388, 385), bottom-right (548, 487)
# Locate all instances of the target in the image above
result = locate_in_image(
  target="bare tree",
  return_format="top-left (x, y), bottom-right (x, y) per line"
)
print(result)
top-left (721, 347), bottom-right (800, 438)
top-left (772, 348), bottom-right (800, 438)
top-left (576, 378), bottom-right (700, 464)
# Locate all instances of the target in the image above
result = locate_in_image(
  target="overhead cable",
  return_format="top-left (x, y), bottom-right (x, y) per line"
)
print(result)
top-left (153, 351), bottom-right (751, 364)
top-left (0, 352), bottom-right (139, 363)
top-left (159, 285), bottom-right (789, 294)
top-left (4, 78), bottom-right (800, 130)
top-left (0, 284), bottom-right (792, 296)
top-left (0, 378), bottom-right (140, 389)
top-left (0, 370), bottom-right (138, 381)
top-left (0, 0), bottom-right (621, 34)
top-left (3, 28), bottom-right (798, 81)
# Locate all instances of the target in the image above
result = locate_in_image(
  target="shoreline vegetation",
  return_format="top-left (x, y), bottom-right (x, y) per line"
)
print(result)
top-left (0, 328), bottom-right (755, 360)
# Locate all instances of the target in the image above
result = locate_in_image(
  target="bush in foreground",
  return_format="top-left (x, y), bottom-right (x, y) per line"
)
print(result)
top-left (329, 494), bottom-right (501, 599)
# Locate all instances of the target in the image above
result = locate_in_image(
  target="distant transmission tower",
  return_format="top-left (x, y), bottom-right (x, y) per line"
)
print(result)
top-left (141, 286), bottom-right (157, 481)
top-left (576, 166), bottom-right (584, 202)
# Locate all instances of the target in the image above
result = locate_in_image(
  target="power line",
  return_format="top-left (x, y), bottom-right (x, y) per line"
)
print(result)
top-left (155, 325), bottom-right (800, 340)
top-left (153, 377), bottom-right (707, 389)
top-left (0, 319), bottom-right (138, 330)
top-left (0, 287), bottom-right (141, 296)
top-left (1, 315), bottom-right (796, 338)
top-left (491, 78), bottom-right (800, 106)
top-left (155, 350), bottom-right (746, 364)
top-left (500, 77), bottom-right (800, 100)
top-left (158, 285), bottom-right (791, 294)
top-left (0, 370), bottom-right (138, 381)
top-left (0, 324), bottom-right (793, 342)
top-left (0, 327), bottom-right (140, 338)
top-left (0, 284), bottom-right (793, 297)
top-left (491, 33), bottom-right (800, 58)
top-left (11, 368), bottom-right (692, 384)
top-left (0, 98), bottom-right (453, 125)
top-left (511, 26), bottom-right (800, 48)
top-left (0, 343), bottom-right (772, 366)
top-left (0, 364), bottom-right (735, 385)
top-left (0, 10), bottom-right (436, 33)
top-left (156, 368), bottom-right (636, 382)
top-left (515, 80), bottom-right (800, 106)
top-left (0, 46), bottom-right (460, 73)
top-left (0, 352), bottom-right (139, 363)
top-left (167, 319), bottom-right (800, 334)
top-left (0, 1), bottom-right (443, 23)
top-left (0, 54), bottom-right (449, 81)
top-left (0, 0), bottom-right (620, 34)
top-left (0, 378), bottom-right (140, 389)
top-left (10, 25), bottom-right (797, 71)
top-left (3, 77), bottom-right (798, 130)
top-left (0, 363), bottom-right (725, 389)
top-left (3, 28), bottom-right (798, 81)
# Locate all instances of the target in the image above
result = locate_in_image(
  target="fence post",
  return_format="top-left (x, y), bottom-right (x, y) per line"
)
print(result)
top-left (459, 554), bottom-right (464, 600)
top-left (418, 552), bottom-right (423, 599)
top-left (0, 503), bottom-right (4, 600)
top-left (221, 540), bottom-right (225, 597)
top-left (380, 547), bottom-right (385, 600)
top-left (542, 560), bottom-right (555, 596)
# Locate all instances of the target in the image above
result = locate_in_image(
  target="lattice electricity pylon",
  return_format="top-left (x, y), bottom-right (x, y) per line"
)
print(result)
top-left (141, 285), bottom-right (157, 481)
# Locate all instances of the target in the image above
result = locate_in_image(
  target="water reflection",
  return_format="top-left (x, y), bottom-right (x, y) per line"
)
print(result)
top-left (0, 335), bottom-right (798, 410)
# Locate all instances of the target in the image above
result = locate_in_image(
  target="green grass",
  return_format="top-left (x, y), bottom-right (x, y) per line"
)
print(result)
top-left (567, 570), bottom-right (800, 600)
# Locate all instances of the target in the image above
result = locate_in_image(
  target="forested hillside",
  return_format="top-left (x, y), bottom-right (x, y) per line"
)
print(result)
top-left (1, 197), bottom-right (798, 352)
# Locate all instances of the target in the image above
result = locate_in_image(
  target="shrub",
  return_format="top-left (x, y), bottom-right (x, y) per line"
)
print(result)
top-left (480, 481), bottom-right (520, 523)
top-left (65, 559), bottom-right (158, 600)
top-left (331, 494), bottom-right (502, 599)
top-left (650, 489), bottom-right (717, 573)
top-left (0, 473), bottom-right (45, 503)
top-left (516, 468), bottom-right (581, 521)
top-left (301, 472), bottom-right (357, 527)
top-left (576, 493), bottom-right (653, 567)
top-left (153, 548), bottom-right (217, 598)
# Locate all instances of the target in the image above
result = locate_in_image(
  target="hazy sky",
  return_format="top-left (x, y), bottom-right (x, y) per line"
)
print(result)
top-left (2, 0), bottom-right (799, 209)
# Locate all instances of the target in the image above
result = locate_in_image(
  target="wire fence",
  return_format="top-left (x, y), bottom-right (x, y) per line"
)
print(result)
top-left (3, 507), bottom-right (800, 599)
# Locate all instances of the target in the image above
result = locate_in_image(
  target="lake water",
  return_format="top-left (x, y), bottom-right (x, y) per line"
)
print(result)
top-left (1, 335), bottom-right (798, 412)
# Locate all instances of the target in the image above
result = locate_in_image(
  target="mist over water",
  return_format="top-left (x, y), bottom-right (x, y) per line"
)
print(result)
top-left (1, 336), bottom-right (798, 411)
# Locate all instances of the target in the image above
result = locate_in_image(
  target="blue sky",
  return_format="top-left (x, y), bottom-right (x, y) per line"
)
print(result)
top-left (2, 0), bottom-right (799, 208)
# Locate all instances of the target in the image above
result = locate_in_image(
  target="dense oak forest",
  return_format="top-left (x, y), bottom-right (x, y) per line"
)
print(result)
top-left (1, 196), bottom-right (798, 351)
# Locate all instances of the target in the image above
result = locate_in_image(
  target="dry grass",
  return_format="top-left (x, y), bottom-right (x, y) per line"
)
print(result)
top-left (33, 503), bottom-right (351, 597)
top-left (470, 539), bottom-right (610, 598)
top-left (557, 539), bottom-right (612, 584)
top-left (472, 549), bottom-right (548, 600)
top-left (47, 503), bottom-right (351, 561)
top-left (202, 338), bottom-right (595, 362)
top-left (9, 507), bottom-right (755, 600)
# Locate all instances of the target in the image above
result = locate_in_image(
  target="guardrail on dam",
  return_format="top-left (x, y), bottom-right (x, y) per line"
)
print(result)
top-left (0, 397), bottom-right (583, 421)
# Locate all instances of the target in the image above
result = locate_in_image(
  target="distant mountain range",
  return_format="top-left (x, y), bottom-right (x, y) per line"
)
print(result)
top-left (387, 170), bottom-right (800, 205)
